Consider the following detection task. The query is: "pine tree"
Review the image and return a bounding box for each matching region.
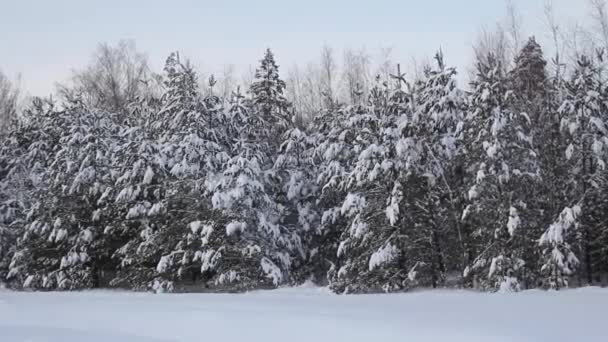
[0,99,58,282]
[462,53,539,292]
[507,38,554,286]
[211,87,300,290]
[310,100,353,284]
[542,54,608,287]
[274,120,320,282]
[153,70,229,292]
[250,49,291,149]
[401,53,465,288]
[110,100,170,290]
[7,96,120,289]
[157,52,200,133]
[508,37,550,127]
[110,53,230,292]
[539,205,581,289]
[327,77,398,293]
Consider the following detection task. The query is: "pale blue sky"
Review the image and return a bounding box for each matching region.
[0,0,589,96]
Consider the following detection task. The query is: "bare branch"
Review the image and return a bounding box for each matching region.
[505,0,523,56]
[59,39,151,114]
[0,70,21,131]
[589,0,608,50]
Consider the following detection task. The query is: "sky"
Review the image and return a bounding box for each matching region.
[0,0,591,97]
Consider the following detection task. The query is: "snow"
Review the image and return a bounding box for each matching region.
[499,276,521,293]
[506,206,520,236]
[565,143,574,160]
[156,255,170,273]
[593,139,603,156]
[369,243,397,271]
[147,202,165,217]
[143,166,154,185]
[216,270,240,285]
[0,287,606,342]
[54,229,68,243]
[386,182,402,225]
[590,116,607,135]
[540,205,581,245]
[80,228,93,243]
[225,221,246,236]
[348,220,368,239]
[197,250,217,272]
[126,203,147,219]
[468,185,479,200]
[340,193,366,217]
[199,224,213,246]
[188,221,202,234]
[261,257,283,285]
[488,255,503,278]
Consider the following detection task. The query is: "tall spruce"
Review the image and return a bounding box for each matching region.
[540,55,608,288]
[462,53,539,292]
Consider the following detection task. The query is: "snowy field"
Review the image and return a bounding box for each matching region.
[1,286,606,342]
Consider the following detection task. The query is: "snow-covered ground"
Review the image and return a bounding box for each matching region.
[1,285,606,342]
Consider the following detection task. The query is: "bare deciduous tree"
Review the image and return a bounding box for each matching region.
[286,62,323,127]
[342,47,371,105]
[375,46,395,88]
[589,0,608,50]
[241,65,256,90]
[0,70,20,132]
[505,0,523,58]
[218,64,236,101]
[319,45,337,109]
[472,25,511,71]
[543,1,567,80]
[59,40,152,114]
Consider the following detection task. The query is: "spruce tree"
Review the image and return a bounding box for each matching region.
[508,38,554,285]
[211,86,299,289]
[7,96,120,289]
[327,77,396,293]
[462,53,539,292]
[541,55,608,287]
[250,49,291,149]
[403,53,465,288]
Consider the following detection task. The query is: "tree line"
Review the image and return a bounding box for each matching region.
[0,37,607,293]
[2,0,608,292]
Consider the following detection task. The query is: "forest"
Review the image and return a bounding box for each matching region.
[1,2,608,294]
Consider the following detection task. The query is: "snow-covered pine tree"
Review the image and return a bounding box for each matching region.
[0,132,23,281]
[250,49,291,149]
[508,37,550,127]
[5,98,65,289]
[540,54,608,288]
[539,205,581,289]
[326,72,442,293]
[110,52,228,292]
[152,66,229,292]
[462,52,539,292]
[310,98,353,284]
[0,98,58,282]
[110,97,170,291]
[274,117,320,283]
[7,94,120,289]
[156,52,200,134]
[327,54,465,293]
[211,85,300,290]
[202,50,303,290]
[326,76,393,293]
[507,38,554,285]
[398,53,465,289]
